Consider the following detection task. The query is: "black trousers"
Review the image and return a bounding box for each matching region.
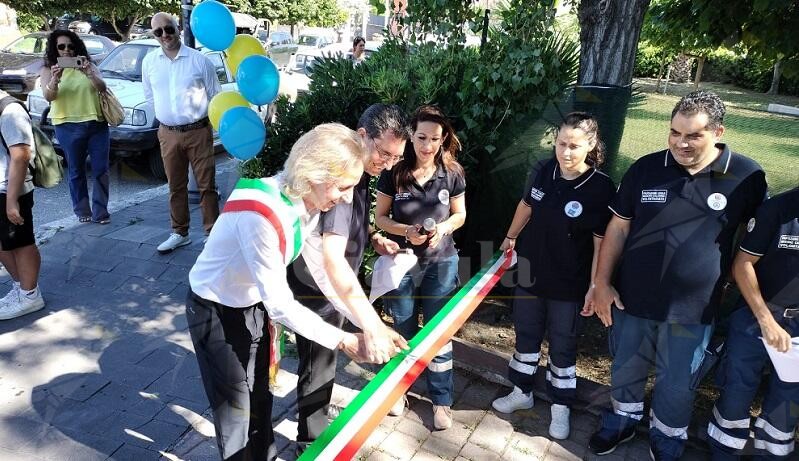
[295,305,344,451]
[186,291,276,461]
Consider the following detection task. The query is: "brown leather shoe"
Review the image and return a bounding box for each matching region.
[433,405,452,430]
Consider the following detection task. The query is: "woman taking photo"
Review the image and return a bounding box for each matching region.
[187,124,377,461]
[491,112,615,441]
[375,105,466,430]
[41,30,111,224]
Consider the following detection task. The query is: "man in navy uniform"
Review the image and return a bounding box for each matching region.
[707,187,799,460]
[588,90,768,460]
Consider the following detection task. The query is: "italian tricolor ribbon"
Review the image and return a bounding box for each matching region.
[299,250,515,461]
[223,177,304,386]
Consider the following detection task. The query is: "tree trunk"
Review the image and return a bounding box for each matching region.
[575,0,651,175]
[693,55,705,89]
[768,58,783,95]
[577,0,652,85]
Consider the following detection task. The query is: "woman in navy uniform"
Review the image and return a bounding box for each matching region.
[375,105,467,430]
[708,187,799,460]
[491,112,615,440]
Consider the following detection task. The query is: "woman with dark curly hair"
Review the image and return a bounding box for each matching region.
[375,105,467,430]
[40,30,111,224]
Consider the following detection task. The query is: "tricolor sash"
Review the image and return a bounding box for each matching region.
[223,177,304,386]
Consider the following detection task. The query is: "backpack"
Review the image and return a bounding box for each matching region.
[0,95,63,188]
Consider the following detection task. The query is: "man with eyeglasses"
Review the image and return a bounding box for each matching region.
[287,103,410,456]
[142,12,222,254]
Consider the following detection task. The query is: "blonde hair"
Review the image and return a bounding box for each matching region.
[282,123,365,199]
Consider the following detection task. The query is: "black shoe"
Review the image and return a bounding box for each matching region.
[589,425,636,455]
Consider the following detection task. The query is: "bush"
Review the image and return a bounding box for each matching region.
[702,48,799,96]
[243,0,580,266]
[635,41,671,78]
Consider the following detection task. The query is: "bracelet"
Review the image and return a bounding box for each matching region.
[369,229,380,239]
[404,225,412,243]
[506,235,517,240]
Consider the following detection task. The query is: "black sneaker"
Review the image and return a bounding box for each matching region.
[589,425,636,455]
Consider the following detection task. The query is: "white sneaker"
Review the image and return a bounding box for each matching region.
[157,233,192,254]
[0,289,44,320]
[387,395,407,416]
[549,404,570,440]
[0,283,20,305]
[492,386,534,414]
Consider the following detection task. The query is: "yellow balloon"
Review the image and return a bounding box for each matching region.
[226,34,266,77]
[209,91,249,130]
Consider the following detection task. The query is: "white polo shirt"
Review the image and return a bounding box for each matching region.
[142,43,222,127]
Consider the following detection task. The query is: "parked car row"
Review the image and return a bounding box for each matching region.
[25,39,273,180]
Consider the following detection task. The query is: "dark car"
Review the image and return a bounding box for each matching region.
[55,13,148,42]
[0,32,115,100]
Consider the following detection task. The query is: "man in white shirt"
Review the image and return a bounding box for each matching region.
[142,12,222,253]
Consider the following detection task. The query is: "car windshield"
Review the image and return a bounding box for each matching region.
[297,36,318,46]
[3,35,43,54]
[98,43,157,80]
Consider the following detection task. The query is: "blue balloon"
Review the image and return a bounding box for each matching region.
[237,55,280,105]
[190,1,235,51]
[219,106,266,161]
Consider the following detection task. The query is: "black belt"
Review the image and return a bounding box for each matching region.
[162,117,209,132]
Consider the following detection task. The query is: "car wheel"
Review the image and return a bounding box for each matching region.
[148,148,167,181]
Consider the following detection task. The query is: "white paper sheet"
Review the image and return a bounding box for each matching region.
[368,251,418,303]
[762,337,799,383]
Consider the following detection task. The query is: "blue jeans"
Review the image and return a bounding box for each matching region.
[54,121,110,221]
[383,254,459,406]
[602,309,712,459]
[709,307,799,461]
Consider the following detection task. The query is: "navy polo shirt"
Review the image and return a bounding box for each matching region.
[738,187,799,313]
[376,164,466,261]
[610,144,767,324]
[516,158,615,302]
[287,173,371,312]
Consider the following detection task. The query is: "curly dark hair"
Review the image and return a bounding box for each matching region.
[43,30,92,67]
[671,90,726,131]
[559,111,606,167]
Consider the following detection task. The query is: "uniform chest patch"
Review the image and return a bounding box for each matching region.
[564,201,583,218]
[641,190,668,203]
[394,192,412,201]
[530,187,545,201]
[438,189,450,206]
[778,235,799,250]
[707,193,727,211]
[747,218,756,233]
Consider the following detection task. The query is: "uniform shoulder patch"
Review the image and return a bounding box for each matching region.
[747,217,756,233]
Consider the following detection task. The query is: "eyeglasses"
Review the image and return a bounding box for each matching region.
[56,43,75,51]
[371,137,403,163]
[153,25,177,38]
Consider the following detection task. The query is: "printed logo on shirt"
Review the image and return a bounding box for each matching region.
[564,201,583,218]
[641,190,668,203]
[707,193,727,211]
[747,218,756,233]
[438,189,450,206]
[394,192,412,201]
[778,235,799,250]
[529,187,545,202]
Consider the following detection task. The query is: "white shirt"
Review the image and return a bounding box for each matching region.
[189,184,346,351]
[142,44,222,127]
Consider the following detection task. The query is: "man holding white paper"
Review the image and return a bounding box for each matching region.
[708,186,799,460]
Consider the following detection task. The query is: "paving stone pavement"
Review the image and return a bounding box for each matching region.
[0,164,712,461]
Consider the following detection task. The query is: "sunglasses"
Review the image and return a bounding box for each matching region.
[153,25,176,38]
[56,43,75,51]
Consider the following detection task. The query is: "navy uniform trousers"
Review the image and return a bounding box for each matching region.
[709,307,799,460]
